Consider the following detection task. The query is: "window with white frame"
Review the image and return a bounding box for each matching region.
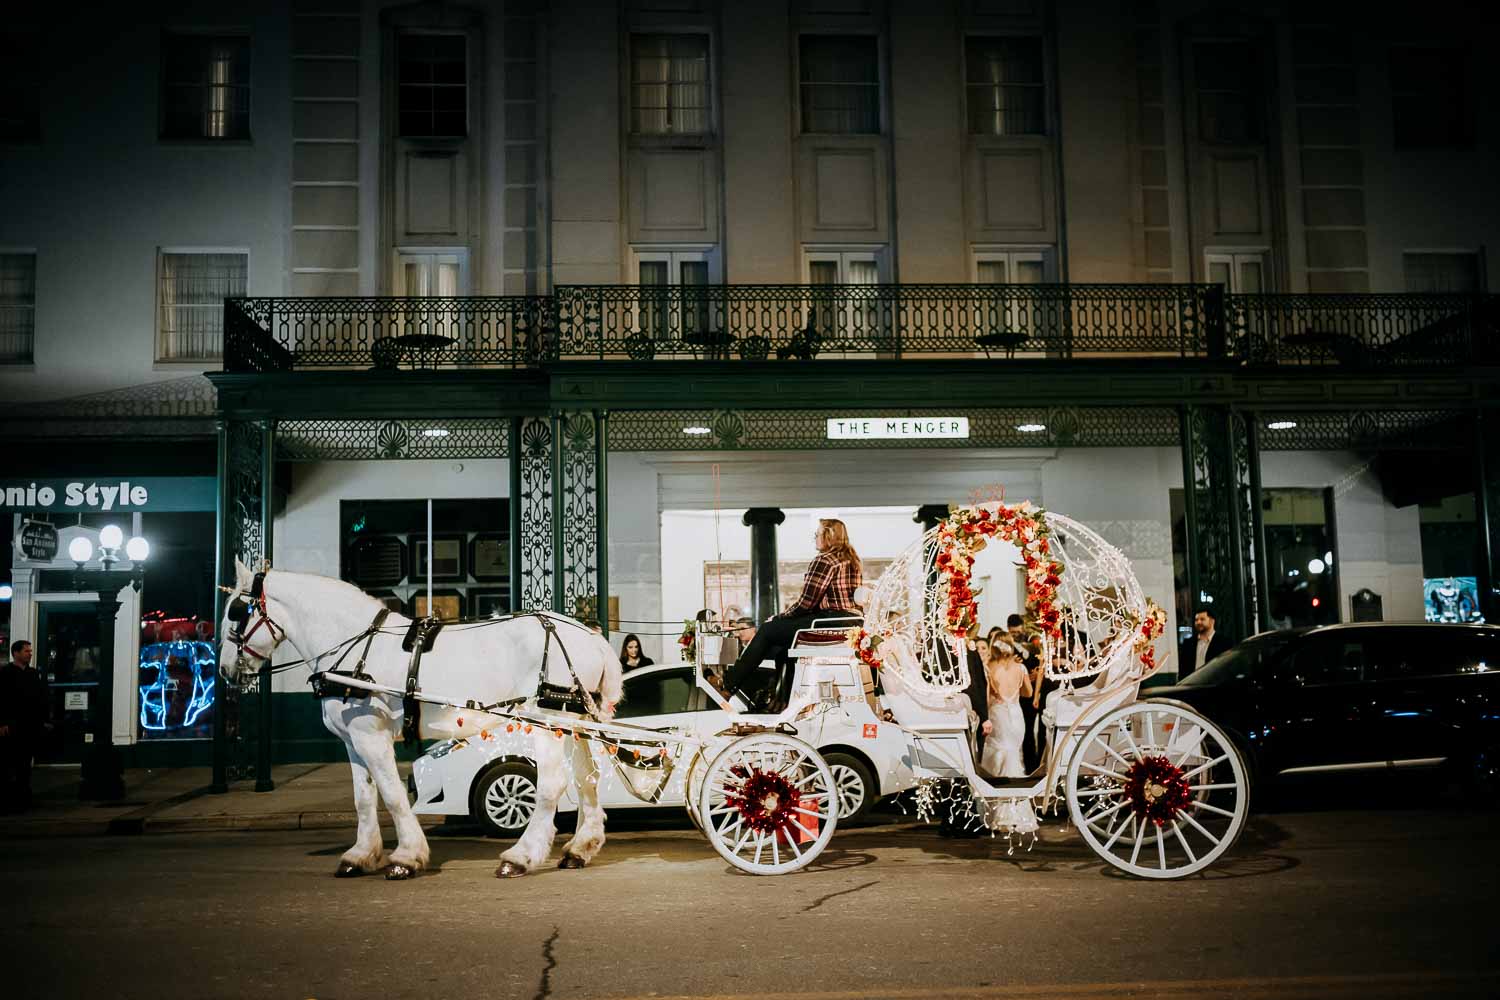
[974,248,1050,342]
[156,251,246,361]
[160,34,251,140]
[398,33,468,139]
[805,249,885,345]
[637,248,714,341]
[394,249,468,344]
[1404,252,1482,293]
[1205,250,1267,293]
[799,35,880,134]
[0,252,36,365]
[630,34,711,135]
[965,36,1046,136]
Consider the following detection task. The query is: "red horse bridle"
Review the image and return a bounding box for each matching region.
[226,571,287,675]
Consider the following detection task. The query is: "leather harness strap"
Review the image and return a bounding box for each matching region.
[309,607,392,700]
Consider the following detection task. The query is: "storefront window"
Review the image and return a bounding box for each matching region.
[137,511,218,741]
[340,498,509,620]
[1419,492,1483,623]
[1261,488,1338,629]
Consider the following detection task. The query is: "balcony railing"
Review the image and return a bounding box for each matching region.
[223,286,1497,373]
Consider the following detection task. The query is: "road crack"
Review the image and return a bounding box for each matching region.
[797,878,880,915]
[533,925,560,1000]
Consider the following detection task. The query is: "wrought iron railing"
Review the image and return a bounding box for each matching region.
[222,287,1497,371]
[1230,292,1499,367]
[551,283,1218,360]
[224,295,548,373]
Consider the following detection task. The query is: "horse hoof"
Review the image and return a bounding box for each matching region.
[335,862,366,878]
[496,860,527,878]
[558,853,586,870]
[385,863,416,881]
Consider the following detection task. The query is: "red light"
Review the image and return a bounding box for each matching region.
[1311,597,1321,607]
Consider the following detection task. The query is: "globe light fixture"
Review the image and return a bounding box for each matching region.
[68,535,95,564]
[1016,423,1047,433]
[1267,420,1297,431]
[99,523,124,550]
[126,536,151,562]
[422,427,450,438]
[683,426,712,436]
[1308,558,1326,574]
[0,584,13,601]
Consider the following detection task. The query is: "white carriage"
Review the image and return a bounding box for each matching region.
[684,502,1251,879]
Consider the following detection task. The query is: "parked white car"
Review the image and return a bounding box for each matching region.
[410,658,918,837]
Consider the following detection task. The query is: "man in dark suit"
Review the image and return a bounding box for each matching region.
[1178,608,1232,678]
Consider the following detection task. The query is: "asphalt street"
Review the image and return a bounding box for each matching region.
[5,800,1497,1000]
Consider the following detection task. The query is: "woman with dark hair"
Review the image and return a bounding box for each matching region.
[618,634,653,671]
[725,518,863,712]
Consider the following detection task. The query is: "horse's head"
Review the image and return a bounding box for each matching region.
[218,557,291,683]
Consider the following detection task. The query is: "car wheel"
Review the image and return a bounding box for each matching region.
[471,761,539,838]
[824,752,877,823]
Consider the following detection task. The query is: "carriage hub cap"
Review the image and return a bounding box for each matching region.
[1121,755,1192,827]
[726,766,803,835]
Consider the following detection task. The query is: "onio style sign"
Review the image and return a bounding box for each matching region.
[0,477,217,514]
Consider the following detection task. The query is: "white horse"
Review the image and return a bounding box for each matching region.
[217,558,623,880]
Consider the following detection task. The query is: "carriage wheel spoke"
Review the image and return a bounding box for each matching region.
[1101,811,1134,853]
[753,833,767,865]
[783,829,804,859]
[731,825,754,855]
[1079,760,1126,780]
[1170,821,1197,865]
[1156,827,1167,870]
[1098,740,1133,769]
[771,835,780,868]
[1075,785,1125,799]
[1128,819,1146,867]
[1179,753,1230,783]
[1191,800,1237,819]
[1188,783,1238,792]
[1083,796,1128,828]
[1179,808,1222,847]
[1143,711,1157,753]
[1169,729,1209,766]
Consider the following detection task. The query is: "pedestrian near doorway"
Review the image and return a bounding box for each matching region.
[0,640,49,813]
[1179,608,1231,678]
[725,518,862,712]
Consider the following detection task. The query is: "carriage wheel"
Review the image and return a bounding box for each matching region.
[682,749,709,833]
[698,733,838,875]
[1065,700,1249,879]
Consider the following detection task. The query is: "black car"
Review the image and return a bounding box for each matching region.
[1150,622,1500,797]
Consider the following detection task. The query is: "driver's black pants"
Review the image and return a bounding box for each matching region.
[724,611,822,707]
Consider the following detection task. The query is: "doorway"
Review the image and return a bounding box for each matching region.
[34,600,102,763]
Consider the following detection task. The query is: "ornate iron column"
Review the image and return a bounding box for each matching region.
[558,410,604,623]
[1475,409,1500,623]
[255,419,276,792]
[1179,406,1259,643]
[211,417,270,793]
[514,415,555,611]
[742,508,786,624]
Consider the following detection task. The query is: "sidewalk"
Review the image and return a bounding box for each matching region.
[0,762,441,838]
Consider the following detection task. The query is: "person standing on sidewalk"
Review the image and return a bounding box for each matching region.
[1,640,50,812]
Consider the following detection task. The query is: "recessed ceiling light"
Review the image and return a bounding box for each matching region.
[1015,423,1046,433]
[683,426,712,436]
[1267,420,1297,431]
[422,428,451,438]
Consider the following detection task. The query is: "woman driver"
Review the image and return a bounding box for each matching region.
[725,518,862,712]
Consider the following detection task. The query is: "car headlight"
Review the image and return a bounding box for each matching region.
[425,738,468,760]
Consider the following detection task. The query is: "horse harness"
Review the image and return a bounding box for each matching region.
[227,572,286,671]
[309,610,604,745]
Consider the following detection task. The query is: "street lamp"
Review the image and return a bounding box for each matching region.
[70,525,149,802]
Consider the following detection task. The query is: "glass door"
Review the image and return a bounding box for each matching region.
[35,601,102,763]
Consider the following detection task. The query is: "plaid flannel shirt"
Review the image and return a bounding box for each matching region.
[784,553,862,615]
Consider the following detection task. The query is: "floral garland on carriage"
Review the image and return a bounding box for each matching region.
[847,501,1166,676]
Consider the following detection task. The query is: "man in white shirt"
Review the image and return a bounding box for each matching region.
[1178,608,1231,677]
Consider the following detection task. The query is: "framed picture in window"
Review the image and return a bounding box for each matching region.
[347,536,407,588]
[412,590,464,622]
[469,588,509,619]
[470,533,509,581]
[413,534,465,582]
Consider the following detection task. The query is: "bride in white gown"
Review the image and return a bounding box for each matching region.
[978,640,1039,835]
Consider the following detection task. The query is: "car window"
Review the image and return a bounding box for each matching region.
[1177,632,1298,687]
[1283,635,1367,686]
[1368,629,1500,680]
[615,670,696,719]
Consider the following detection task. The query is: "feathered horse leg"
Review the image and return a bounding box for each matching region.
[334,738,385,877]
[349,718,430,880]
[558,735,607,868]
[496,728,567,877]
